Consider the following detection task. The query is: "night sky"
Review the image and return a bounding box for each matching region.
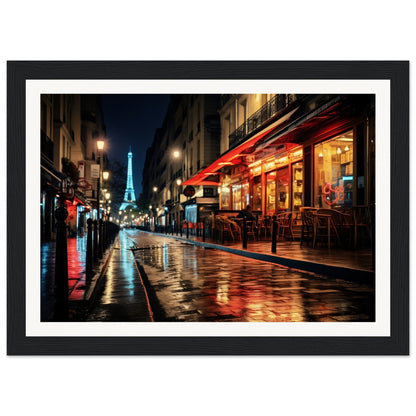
[101,94,171,196]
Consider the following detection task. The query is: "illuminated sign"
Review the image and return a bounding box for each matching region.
[183,185,196,197]
[323,182,344,205]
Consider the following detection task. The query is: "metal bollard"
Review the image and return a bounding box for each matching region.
[54,195,68,320]
[271,215,277,253]
[93,219,98,262]
[186,221,189,239]
[86,218,93,276]
[242,216,247,249]
[99,219,103,259]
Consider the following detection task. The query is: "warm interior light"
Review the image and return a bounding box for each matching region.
[337,147,342,154]
[344,145,349,151]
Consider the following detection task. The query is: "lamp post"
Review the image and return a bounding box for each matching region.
[152,187,158,230]
[105,192,111,220]
[172,149,181,232]
[96,140,105,220]
[102,171,109,220]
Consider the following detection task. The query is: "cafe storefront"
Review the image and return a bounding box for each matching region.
[183,94,375,218]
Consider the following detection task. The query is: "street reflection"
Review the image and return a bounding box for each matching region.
[101,231,139,302]
[128,231,374,322]
[67,237,85,293]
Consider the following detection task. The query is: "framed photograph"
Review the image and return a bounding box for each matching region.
[7,61,409,355]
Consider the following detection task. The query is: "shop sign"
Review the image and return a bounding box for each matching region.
[289,148,303,161]
[264,160,276,171]
[183,185,196,197]
[78,178,92,190]
[78,161,85,178]
[90,164,100,179]
[61,178,75,200]
[275,155,288,167]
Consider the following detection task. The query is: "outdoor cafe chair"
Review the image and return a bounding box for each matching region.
[276,212,293,241]
[352,205,372,248]
[258,216,272,239]
[300,207,317,246]
[312,209,342,248]
[215,216,236,242]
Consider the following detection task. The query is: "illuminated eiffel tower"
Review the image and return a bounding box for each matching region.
[119,146,138,211]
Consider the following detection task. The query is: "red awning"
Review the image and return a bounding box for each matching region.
[182,96,344,187]
[182,111,298,186]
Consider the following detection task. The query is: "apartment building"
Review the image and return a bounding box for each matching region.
[142,94,221,230]
[40,94,106,241]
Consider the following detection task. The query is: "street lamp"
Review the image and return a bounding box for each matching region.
[96,140,105,219]
[97,140,105,151]
[103,171,109,181]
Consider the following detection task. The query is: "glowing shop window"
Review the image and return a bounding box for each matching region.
[232,184,242,211]
[220,186,230,209]
[314,130,354,208]
[276,166,289,212]
[241,182,249,209]
[266,171,276,214]
[252,176,262,212]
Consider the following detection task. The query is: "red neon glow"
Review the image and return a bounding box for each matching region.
[182,123,279,186]
[323,182,344,206]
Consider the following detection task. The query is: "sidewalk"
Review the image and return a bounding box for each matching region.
[42,235,90,320]
[135,229,374,283]
[41,232,153,321]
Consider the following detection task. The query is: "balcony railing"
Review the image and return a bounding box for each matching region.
[228,94,296,149]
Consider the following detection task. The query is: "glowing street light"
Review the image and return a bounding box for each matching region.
[97,140,105,151]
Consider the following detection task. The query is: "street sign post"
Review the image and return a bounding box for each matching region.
[183,185,195,197]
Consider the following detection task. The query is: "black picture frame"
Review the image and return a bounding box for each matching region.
[7,61,409,355]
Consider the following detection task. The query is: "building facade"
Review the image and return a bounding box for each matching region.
[142,94,221,231]
[183,93,375,217]
[40,94,107,241]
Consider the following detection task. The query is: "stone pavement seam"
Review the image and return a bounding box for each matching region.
[131,250,155,322]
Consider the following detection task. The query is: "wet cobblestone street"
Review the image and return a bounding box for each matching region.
[126,230,375,322]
